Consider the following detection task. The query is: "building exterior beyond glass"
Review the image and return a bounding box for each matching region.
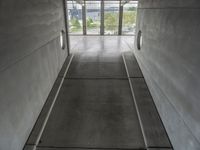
[67,0,138,35]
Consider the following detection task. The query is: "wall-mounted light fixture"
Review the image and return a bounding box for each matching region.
[137,30,142,50]
[60,30,65,50]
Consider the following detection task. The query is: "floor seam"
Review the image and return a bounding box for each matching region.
[122,53,148,148]
[37,145,146,150]
[29,55,74,150]
[65,77,128,80]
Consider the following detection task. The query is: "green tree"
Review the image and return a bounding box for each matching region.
[104,12,118,31]
[87,18,94,28]
[128,7,137,11]
[71,18,81,29]
[123,11,136,27]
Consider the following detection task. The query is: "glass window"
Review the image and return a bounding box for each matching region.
[66,0,138,36]
[86,1,101,35]
[67,1,83,35]
[104,1,119,35]
[122,1,138,35]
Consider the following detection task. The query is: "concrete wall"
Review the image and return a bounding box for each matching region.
[134,0,200,149]
[0,0,68,150]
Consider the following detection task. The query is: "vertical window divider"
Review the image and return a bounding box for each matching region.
[118,0,123,35]
[82,0,87,35]
[100,0,104,35]
[63,0,70,54]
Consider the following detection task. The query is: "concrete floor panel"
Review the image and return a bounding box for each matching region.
[67,55,127,78]
[37,148,146,150]
[25,36,172,150]
[39,79,145,149]
[70,36,134,53]
[147,149,172,150]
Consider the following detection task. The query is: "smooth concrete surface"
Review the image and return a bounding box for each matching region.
[0,1,68,150]
[39,79,145,148]
[130,78,170,148]
[69,36,135,54]
[25,37,172,150]
[25,77,62,145]
[147,149,172,150]
[123,52,143,78]
[36,148,172,150]
[23,145,35,150]
[38,40,144,148]
[36,147,145,150]
[0,1,66,71]
[123,52,171,148]
[58,55,74,78]
[138,0,200,8]
[26,56,73,145]
[135,0,200,149]
[67,36,135,79]
[67,55,127,78]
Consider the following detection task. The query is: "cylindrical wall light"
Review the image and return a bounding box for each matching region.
[137,30,143,50]
[60,30,65,50]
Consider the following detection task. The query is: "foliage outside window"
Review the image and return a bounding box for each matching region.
[86,1,100,34]
[104,1,119,35]
[122,2,137,35]
[67,0,137,35]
